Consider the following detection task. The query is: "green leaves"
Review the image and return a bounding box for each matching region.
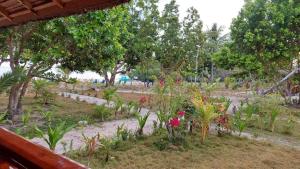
[35,122,74,150]
[0,67,26,93]
[135,111,150,136]
[230,0,299,75]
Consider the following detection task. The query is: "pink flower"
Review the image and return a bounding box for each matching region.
[178,111,185,117]
[170,117,180,128]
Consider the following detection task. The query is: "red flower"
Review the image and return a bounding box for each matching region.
[159,79,164,87]
[139,96,147,105]
[169,117,180,128]
[178,111,185,117]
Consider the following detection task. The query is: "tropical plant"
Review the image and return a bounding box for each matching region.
[135,112,150,136]
[35,122,74,150]
[232,111,247,136]
[202,82,217,97]
[156,111,171,129]
[113,96,124,117]
[243,103,259,122]
[116,124,130,141]
[21,111,31,126]
[40,90,55,105]
[41,111,53,123]
[224,77,231,89]
[268,109,279,132]
[82,133,100,158]
[102,87,117,106]
[32,79,50,98]
[192,95,218,143]
[126,101,138,115]
[93,105,112,121]
[282,113,296,135]
[0,67,25,94]
[99,138,113,162]
[0,112,7,123]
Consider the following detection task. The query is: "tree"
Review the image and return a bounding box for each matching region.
[129,0,160,85]
[157,0,183,73]
[0,21,72,119]
[182,7,205,80]
[230,0,299,77]
[64,5,133,87]
[203,23,226,81]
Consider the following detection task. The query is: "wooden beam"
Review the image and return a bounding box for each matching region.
[0,127,87,169]
[0,5,13,22]
[52,0,64,8]
[16,0,38,16]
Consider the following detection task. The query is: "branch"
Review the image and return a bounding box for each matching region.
[262,68,300,95]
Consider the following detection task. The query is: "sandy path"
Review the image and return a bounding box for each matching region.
[31,92,157,154]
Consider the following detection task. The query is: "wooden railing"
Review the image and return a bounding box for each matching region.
[0,127,87,169]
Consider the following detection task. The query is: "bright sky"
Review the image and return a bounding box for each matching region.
[158,0,245,33]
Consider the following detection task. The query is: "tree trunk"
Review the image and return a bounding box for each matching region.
[104,71,117,87]
[7,85,22,120]
[109,73,116,86]
[262,68,300,95]
[7,78,31,120]
[104,72,110,87]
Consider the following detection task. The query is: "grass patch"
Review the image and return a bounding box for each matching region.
[67,132,300,169]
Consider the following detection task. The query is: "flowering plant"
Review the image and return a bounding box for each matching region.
[169,117,180,128]
[139,96,147,106]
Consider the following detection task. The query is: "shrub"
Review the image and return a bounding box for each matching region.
[82,133,100,158]
[32,79,50,98]
[116,124,130,141]
[0,112,7,123]
[126,101,138,115]
[232,110,247,136]
[40,90,55,105]
[113,96,124,117]
[268,109,279,132]
[192,95,218,143]
[35,121,74,150]
[224,77,231,89]
[153,137,169,151]
[93,105,112,121]
[103,87,117,106]
[282,113,296,135]
[135,112,150,136]
[21,110,31,126]
[41,111,53,123]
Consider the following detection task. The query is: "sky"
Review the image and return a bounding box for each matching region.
[158,0,245,33]
[0,0,245,79]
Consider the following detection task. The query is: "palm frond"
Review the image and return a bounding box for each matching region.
[0,67,25,93]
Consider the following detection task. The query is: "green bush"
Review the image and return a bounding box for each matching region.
[153,137,169,151]
[116,124,130,141]
[281,113,296,135]
[32,79,51,98]
[103,87,117,105]
[224,77,231,89]
[93,105,112,121]
[40,90,55,105]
